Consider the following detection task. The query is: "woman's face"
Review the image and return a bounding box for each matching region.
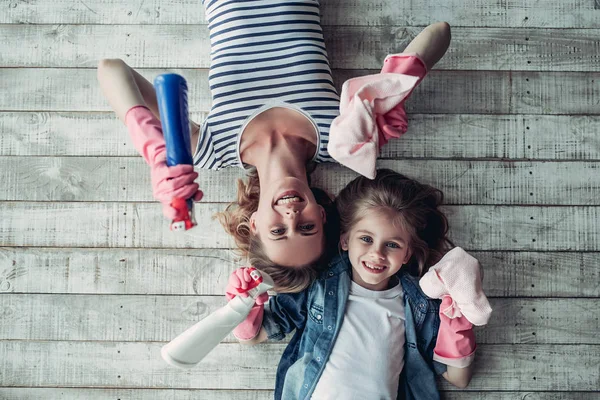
[250,177,326,267]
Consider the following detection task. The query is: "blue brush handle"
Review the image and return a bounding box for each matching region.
[154,74,193,167]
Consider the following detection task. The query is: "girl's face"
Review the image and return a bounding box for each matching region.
[250,177,326,267]
[341,209,412,291]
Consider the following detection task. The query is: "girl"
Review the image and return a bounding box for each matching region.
[226,169,491,399]
[97,0,451,291]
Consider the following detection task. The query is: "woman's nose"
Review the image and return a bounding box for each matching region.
[285,208,299,218]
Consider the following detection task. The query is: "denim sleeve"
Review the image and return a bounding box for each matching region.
[433,360,447,376]
[262,290,309,341]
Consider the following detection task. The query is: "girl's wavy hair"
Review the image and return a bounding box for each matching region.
[335,168,453,277]
[214,168,339,293]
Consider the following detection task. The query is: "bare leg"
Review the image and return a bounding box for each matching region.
[403,22,451,71]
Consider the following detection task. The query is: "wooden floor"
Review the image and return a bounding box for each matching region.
[1,1,599,399]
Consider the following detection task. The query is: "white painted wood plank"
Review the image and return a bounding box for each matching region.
[6,68,599,115]
[0,111,207,157]
[3,157,600,205]
[1,295,596,344]
[512,72,600,115]
[1,203,599,251]
[0,388,274,400]
[1,341,598,391]
[0,248,237,295]
[4,113,600,161]
[3,0,599,28]
[3,25,600,72]
[2,248,597,297]
[0,68,510,114]
[1,389,597,400]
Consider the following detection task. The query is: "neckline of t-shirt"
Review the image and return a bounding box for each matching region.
[349,277,403,299]
[236,101,321,170]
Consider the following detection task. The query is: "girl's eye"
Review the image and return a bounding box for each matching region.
[386,242,400,249]
[359,236,373,243]
[270,228,285,235]
[299,224,315,231]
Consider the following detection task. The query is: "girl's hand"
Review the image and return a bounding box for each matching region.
[419,247,492,326]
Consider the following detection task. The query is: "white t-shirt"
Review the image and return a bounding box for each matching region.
[311,279,406,400]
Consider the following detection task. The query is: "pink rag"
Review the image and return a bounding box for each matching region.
[419,247,493,326]
[328,53,427,179]
[125,106,203,220]
[225,267,269,341]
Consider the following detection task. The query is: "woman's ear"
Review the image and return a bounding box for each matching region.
[340,233,349,251]
[319,205,326,223]
[250,212,258,234]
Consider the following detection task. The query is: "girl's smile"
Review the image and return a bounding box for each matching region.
[342,209,413,291]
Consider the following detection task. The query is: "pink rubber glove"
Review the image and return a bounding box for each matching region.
[125,106,203,220]
[433,295,477,368]
[420,247,492,326]
[377,53,428,147]
[225,267,269,341]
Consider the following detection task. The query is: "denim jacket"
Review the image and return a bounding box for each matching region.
[262,252,447,400]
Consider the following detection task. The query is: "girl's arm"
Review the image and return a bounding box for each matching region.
[97,58,200,153]
[443,364,474,389]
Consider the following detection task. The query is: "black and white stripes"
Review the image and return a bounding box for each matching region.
[193,0,340,170]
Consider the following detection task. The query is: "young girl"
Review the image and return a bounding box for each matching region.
[97,0,451,291]
[226,169,491,399]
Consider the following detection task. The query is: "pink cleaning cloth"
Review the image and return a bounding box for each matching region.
[420,247,493,326]
[328,54,427,179]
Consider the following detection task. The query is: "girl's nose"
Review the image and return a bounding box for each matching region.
[369,248,385,260]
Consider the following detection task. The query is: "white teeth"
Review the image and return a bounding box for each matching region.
[365,262,385,270]
[276,196,302,205]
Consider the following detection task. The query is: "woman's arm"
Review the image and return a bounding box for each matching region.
[443,364,474,389]
[97,58,200,152]
[238,327,269,345]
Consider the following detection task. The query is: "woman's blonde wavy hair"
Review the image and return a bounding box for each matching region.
[335,169,453,277]
[214,169,339,293]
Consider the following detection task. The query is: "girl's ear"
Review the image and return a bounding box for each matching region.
[340,233,349,251]
[403,248,413,265]
[250,212,258,234]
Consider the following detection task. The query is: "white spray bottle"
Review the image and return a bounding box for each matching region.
[161,268,274,369]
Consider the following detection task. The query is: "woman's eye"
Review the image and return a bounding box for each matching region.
[386,242,400,249]
[359,236,373,243]
[299,224,315,231]
[270,228,285,235]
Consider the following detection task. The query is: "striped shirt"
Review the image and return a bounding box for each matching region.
[193,0,340,170]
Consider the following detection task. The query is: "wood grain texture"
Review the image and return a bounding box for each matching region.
[2,203,599,251]
[5,68,600,115]
[1,295,597,344]
[0,388,274,400]
[3,113,600,160]
[2,157,599,205]
[1,341,598,391]
[2,248,597,297]
[2,25,600,71]
[3,0,600,28]
[1,389,598,400]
